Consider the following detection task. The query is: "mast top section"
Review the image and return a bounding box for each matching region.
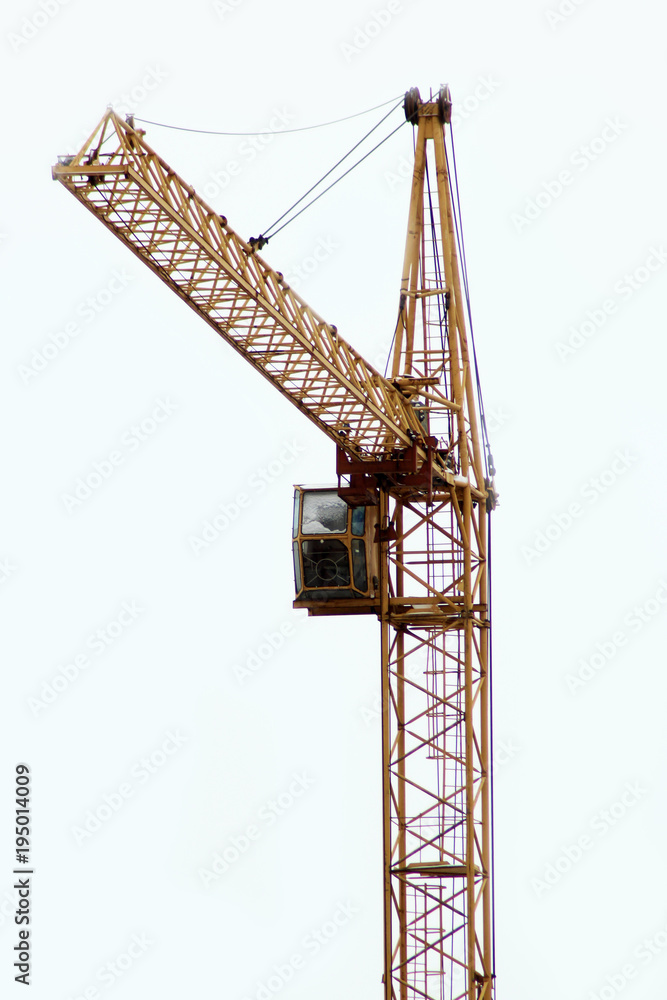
[403,86,452,126]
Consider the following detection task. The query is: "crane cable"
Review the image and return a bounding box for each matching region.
[446,118,498,992]
[263,121,406,240]
[487,513,497,995]
[445,127,496,483]
[259,101,406,242]
[423,155,449,364]
[133,93,404,136]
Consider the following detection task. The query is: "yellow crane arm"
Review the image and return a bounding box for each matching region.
[52,110,425,460]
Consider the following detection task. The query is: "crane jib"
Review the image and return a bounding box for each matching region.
[51,111,456,488]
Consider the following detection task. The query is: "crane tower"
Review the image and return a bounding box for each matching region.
[53,86,497,1000]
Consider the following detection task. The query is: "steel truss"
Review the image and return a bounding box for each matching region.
[380,93,494,1000]
[379,491,491,1000]
[52,89,496,1000]
[51,111,429,462]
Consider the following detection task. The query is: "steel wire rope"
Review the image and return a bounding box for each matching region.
[422,162,461,1000]
[457,629,466,998]
[424,152,452,445]
[383,313,402,380]
[262,99,402,239]
[424,155,448,347]
[487,513,497,996]
[262,114,407,241]
[444,129,494,481]
[445,122,497,998]
[457,640,465,954]
[446,123,497,995]
[133,94,404,135]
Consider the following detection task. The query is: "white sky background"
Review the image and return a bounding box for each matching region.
[2,1,666,998]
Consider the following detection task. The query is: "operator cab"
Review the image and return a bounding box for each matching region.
[292,487,379,615]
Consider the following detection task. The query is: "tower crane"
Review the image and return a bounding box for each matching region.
[53,86,497,1000]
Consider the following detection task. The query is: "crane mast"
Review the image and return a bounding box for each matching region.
[377,88,495,1000]
[53,88,496,1000]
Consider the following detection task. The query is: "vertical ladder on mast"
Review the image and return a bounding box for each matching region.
[380,86,494,1000]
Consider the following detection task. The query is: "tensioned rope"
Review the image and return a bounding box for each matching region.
[261,114,406,242]
[135,96,406,246]
[445,119,498,998]
[260,99,404,241]
[445,127,495,483]
[134,93,404,136]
